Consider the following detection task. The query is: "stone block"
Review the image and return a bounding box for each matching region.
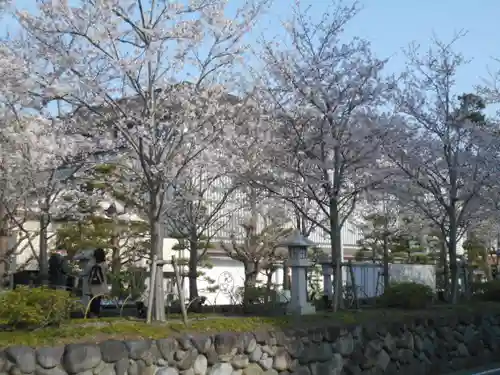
[0,308,499,375]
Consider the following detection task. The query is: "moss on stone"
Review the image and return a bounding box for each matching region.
[0,302,499,348]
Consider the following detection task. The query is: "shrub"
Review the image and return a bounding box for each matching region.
[0,286,76,328]
[472,280,500,301]
[236,286,282,305]
[378,282,434,309]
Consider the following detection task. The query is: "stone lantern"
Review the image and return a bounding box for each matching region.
[319,254,334,301]
[280,230,316,315]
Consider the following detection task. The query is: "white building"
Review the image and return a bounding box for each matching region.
[5,209,363,305]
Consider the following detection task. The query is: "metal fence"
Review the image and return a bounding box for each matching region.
[345,262,385,299]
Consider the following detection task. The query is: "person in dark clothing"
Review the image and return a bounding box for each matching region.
[48,249,70,290]
[84,248,108,318]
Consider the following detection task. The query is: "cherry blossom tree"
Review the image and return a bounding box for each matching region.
[0,35,86,282]
[0,18,102,282]
[0,131,21,283]
[15,0,269,321]
[1,115,95,284]
[0,36,39,278]
[253,0,394,310]
[385,36,500,303]
[220,186,291,306]
[474,45,500,252]
[165,157,240,302]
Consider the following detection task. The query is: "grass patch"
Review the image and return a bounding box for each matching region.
[1,302,499,348]
[0,316,297,348]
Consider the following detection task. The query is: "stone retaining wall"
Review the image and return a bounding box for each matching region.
[1,312,500,375]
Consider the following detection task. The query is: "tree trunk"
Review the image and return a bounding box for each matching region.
[188,236,199,302]
[38,213,49,286]
[381,199,390,289]
[448,209,459,304]
[439,237,449,297]
[148,198,165,322]
[447,153,460,304]
[0,202,8,288]
[448,248,458,304]
[449,254,458,303]
[483,247,492,281]
[329,197,343,312]
[243,262,258,306]
[382,232,390,290]
[282,265,290,289]
[265,270,273,303]
[244,187,259,306]
[111,231,121,297]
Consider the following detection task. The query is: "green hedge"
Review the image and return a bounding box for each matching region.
[0,286,76,328]
[472,280,500,301]
[378,282,434,309]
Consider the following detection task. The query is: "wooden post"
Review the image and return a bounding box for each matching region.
[146,256,157,324]
[348,261,359,309]
[172,256,188,326]
[154,262,162,321]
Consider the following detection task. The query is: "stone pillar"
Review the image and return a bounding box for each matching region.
[280,231,316,315]
[273,263,284,289]
[322,263,334,300]
[282,264,290,290]
[290,264,309,310]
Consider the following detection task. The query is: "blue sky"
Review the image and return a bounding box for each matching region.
[257,0,498,95]
[10,0,500,110]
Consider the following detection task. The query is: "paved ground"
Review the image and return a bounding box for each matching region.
[471,370,500,375]
[467,370,500,375]
[447,365,500,375]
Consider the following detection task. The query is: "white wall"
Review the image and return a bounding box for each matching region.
[163,247,285,306]
[9,219,58,270]
[348,263,437,298]
[202,257,286,305]
[197,256,245,305]
[390,264,436,291]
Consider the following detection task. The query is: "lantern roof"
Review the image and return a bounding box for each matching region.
[280,230,316,248]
